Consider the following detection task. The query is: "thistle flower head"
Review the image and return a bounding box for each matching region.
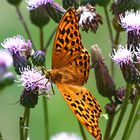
[26,0,54,10]
[110,45,134,66]
[1,35,32,56]
[0,49,13,68]
[17,67,51,92]
[119,9,140,34]
[77,4,102,32]
[50,132,82,140]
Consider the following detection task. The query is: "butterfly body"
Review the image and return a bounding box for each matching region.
[46,7,102,140]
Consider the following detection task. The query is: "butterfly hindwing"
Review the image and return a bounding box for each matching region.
[52,7,84,69]
[56,82,102,140]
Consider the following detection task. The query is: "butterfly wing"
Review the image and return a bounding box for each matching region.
[52,7,84,69]
[56,82,102,140]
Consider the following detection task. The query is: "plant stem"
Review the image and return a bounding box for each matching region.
[78,120,87,140]
[127,102,140,138]
[42,96,49,140]
[15,6,36,50]
[24,108,30,140]
[110,83,132,140]
[19,107,30,140]
[104,112,115,140]
[44,27,56,53]
[40,27,44,51]
[122,91,140,140]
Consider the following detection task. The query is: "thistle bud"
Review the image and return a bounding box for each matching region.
[62,0,80,9]
[96,0,110,7]
[20,89,38,108]
[45,2,65,23]
[7,0,22,6]
[12,52,32,75]
[90,45,116,99]
[29,7,50,28]
[105,102,116,114]
[32,50,45,66]
[80,0,96,6]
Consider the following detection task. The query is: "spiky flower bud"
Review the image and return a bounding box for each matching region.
[7,0,22,6]
[90,45,116,99]
[20,89,39,108]
[62,0,80,9]
[77,4,102,33]
[45,2,65,23]
[111,0,140,16]
[32,50,45,66]
[96,0,110,7]
[29,7,50,28]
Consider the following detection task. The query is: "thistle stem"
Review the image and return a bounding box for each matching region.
[110,83,132,140]
[15,6,36,50]
[42,96,49,140]
[122,92,140,140]
[127,102,140,138]
[78,120,87,140]
[103,112,115,140]
[44,27,56,53]
[40,27,44,51]
[19,107,30,140]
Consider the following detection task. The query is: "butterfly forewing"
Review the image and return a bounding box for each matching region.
[56,83,102,140]
[52,7,84,69]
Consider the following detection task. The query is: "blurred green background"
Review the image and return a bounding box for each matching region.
[0,0,139,140]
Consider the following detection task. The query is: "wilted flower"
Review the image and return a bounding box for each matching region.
[77,4,102,32]
[110,45,134,66]
[119,10,140,34]
[105,103,116,114]
[50,132,82,140]
[1,35,32,58]
[17,67,51,92]
[26,0,53,10]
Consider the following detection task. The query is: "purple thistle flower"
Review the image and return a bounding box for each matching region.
[26,0,54,10]
[0,49,13,68]
[119,9,140,34]
[17,67,51,92]
[50,132,82,140]
[1,35,32,55]
[110,45,134,66]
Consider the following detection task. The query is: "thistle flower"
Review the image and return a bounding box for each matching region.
[77,4,102,32]
[50,132,82,140]
[17,67,51,92]
[111,45,140,84]
[119,10,140,34]
[26,0,53,10]
[110,45,134,67]
[1,35,32,58]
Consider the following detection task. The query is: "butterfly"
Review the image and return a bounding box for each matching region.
[46,7,102,140]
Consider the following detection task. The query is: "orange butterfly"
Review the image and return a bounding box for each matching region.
[46,7,102,140]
